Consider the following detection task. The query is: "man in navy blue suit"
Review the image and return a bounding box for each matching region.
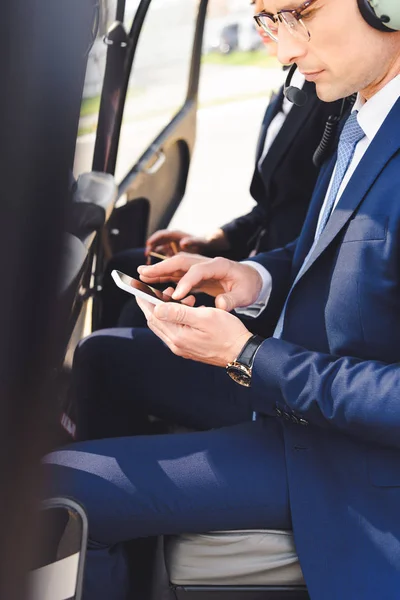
[44,1,400,599]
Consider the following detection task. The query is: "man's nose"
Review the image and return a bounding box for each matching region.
[276,23,307,66]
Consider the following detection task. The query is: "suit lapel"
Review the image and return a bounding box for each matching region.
[293,152,337,271]
[255,88,284,161]
[295,97,400,283]
[260,82,318,178]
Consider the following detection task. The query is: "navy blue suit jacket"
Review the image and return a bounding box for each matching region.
[249,97,400,599]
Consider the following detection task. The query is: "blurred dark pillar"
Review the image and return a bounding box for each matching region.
[0,0,95,597]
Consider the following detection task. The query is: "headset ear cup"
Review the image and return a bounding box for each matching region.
[375,0,400,31]
[357,0,398,32]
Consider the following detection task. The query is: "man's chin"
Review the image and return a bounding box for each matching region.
[314,82,344,103]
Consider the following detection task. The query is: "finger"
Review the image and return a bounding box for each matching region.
[180,236,202,251]
[153,244,174,257]
[179,236,193,247]
[162,287,195,307]
[162,287,175,297]
[215,293,237,312]
[215,280,262,311]
[146,229,170,248]
[138,254,181,276]
[138,254,198,283]
[153,302,209,329]
[172,257,230,300]
[146,230,187,251]
[181,295,196,307]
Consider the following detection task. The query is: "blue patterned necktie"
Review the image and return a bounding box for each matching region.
[313,111,365,242]
[272,111,365,341]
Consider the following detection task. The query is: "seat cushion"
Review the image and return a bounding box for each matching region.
[165,530,304,586]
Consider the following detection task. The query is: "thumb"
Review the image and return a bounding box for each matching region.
[215,292,242,312]
[154,302,192,325]
[154,302,205,329]
[180,236,198,250]
[215,290,250,312]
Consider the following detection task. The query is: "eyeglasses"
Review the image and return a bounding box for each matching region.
[254,0,317,43]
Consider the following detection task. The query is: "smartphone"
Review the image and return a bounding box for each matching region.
[111,270,182,305]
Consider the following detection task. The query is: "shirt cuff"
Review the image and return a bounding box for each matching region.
[235,261,273,318]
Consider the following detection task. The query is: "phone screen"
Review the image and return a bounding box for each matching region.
[118,272,181,303]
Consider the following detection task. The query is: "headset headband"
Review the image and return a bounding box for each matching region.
[358,0,400,32]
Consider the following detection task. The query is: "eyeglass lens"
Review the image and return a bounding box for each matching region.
[255,12,309,42]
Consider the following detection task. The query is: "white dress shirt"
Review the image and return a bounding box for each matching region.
[239,73,400,318]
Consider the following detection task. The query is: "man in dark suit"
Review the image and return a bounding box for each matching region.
[100,74,340,326]
[43,2,400,600]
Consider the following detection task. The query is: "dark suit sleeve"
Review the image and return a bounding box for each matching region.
[252,338,400,450]
[221,204,267,260]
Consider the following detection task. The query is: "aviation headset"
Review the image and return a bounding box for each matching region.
[357,0,400,33]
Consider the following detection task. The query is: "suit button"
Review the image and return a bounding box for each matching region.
[299,418,309,426]
[291,415,300,424]
[275,407,283,418]
[283,411,291,421]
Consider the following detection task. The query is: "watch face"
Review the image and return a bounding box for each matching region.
[226,364,251,387]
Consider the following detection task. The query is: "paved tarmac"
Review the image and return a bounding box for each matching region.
[170,95,271,235]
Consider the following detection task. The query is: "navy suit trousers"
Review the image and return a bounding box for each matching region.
[43,328,291,600]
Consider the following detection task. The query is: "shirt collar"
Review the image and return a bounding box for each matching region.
[353,74,400,142]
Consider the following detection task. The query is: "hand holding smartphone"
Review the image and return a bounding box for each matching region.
[111,270,183,305]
